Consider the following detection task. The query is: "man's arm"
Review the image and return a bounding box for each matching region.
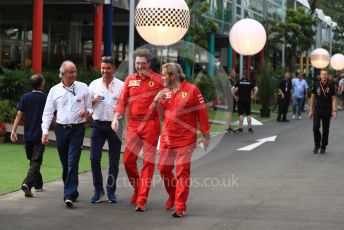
[252,86,258,100]
[308,94,315,119]
[112,79,130,131]
[332,95,337,119]
[10,111,23,142]
[193,86,211,150]
[278,89,285,98]
[41,91,55,144]
[233,87,239,101]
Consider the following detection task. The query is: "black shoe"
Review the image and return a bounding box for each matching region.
[313,147,319,154]
[65,199,73,208]
[135,205,145,212]
[65,198,73,208]
[237,128,243,132]
[248,128,254,133]
[21,184,33,197]
[320,148,326,154]
[225,128,237,133]
[172,210,185,218]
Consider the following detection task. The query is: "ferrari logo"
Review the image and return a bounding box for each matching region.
[182,92,188,98]
[149,81,155,87]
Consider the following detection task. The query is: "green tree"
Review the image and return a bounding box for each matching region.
[263,9,317,72]
[185,0,219,49]
[312,0,344,54]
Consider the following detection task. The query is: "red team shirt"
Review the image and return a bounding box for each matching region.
[159,81,210,148]
[115,69,163,120]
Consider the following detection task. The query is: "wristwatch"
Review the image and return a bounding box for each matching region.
[203,133,210,140]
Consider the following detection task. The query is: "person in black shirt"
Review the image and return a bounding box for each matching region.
[277,72,292,122]
[308,70,337,154]
[10,74,47,197]
[234,71,258,133]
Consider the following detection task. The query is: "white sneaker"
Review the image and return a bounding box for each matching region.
[292,115,296,119]
[298,116,302,120]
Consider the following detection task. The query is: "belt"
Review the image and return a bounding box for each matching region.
[57,123,84,129]
[94,120,112,124]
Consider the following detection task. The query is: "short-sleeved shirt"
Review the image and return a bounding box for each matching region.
[235,78,255,102]
[292,78,308,98]
[89,77,124,121]
[18,90,47,142]
[311,81,335,111]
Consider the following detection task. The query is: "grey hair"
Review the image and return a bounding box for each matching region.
[59,60,75,78]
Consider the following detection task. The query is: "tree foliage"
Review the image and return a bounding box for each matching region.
[315,0,344,54]
[263,8,317,71]
[185,0,219,49]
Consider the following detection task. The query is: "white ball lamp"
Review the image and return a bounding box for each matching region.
[330,53,344,70]
[310,48,330,69]
[229,18,267,56]
[135,0,190,46]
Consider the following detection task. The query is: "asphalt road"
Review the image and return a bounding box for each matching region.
[1,111,344,230]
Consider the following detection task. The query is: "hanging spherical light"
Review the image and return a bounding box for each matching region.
[310,48,330,69]
[135,0,190,46]
[330,53,344,70]
[229,18,267,56]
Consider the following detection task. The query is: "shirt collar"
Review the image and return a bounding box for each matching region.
[102,75,116,85]
[61,81,75,90]
[32,90,44,93]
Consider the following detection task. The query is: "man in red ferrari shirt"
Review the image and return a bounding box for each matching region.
[111,49,163,212]
[152,62,211,218]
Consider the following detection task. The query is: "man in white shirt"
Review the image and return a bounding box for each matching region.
[41,60,92,208]
[88,56,124,203]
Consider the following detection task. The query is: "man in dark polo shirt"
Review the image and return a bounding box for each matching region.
[234,71,258,132]
[10,74,47,197]
[308,70,337,154]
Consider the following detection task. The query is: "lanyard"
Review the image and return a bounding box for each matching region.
[63,86,76,96]
[319,82,327,99]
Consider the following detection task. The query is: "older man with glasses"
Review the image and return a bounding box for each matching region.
[112,48,163,212]
[88,56,124,203]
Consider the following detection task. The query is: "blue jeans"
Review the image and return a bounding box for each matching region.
[90,120,122,194]
[55,123,85,201]
[292,97,303,116]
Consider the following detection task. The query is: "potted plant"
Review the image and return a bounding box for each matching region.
[0,123,6,144]
[256,60,279,117]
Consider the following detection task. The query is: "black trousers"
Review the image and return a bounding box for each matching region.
[277,97,290,121]
[23,141,45,189]
[90,120,122,194]
[313,109,332,149]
